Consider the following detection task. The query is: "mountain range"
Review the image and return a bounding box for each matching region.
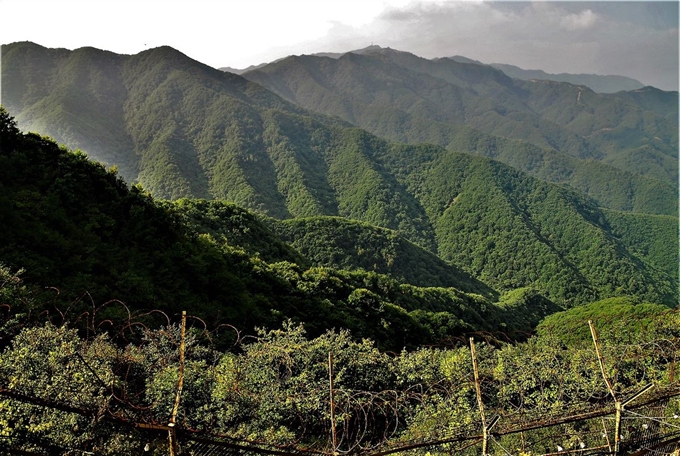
[447,55,646,93]
[225,49,647,94]
[244,46,677,209]
[0,110,564,349]
[1,41,677,329]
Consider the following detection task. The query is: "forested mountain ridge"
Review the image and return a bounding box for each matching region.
[269,215,496,298]
[363,140,677,306]
[1,41,347,206]
[487,62,646,93]
[410,53,646,94]
[249,46,677,171]
[1,43,677,310]
[245,47,678,214]
[3,42,676,218]
[1,109,565,348]
[0,37,678,455]
[225,48,647,94]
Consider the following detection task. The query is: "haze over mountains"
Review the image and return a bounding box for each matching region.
[224,48,648,94]
[487,63,646,94]
[244,47,677,208]
[445,55,646,94]
[1,41,677,326]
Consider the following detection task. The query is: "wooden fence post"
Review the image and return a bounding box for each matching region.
[470,337,489,456]
[168,311,186,456]
[329,352,338,455]
[588,320,620,453]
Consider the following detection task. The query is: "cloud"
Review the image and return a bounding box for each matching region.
[243,1,677,91]
[306,1,677,91]
[560,9,598,31]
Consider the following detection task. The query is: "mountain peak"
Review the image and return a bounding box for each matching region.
[349,45,411,58]
[444,55,484,65]
[136,45,188,59]
[354,44,384,52]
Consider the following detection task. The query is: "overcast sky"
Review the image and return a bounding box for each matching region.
[1,0,677,90]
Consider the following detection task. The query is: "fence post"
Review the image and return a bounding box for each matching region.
[601,417,613,454]
[329,352,338,455]
[470,337,488,456]
[168,311,187,456]
[588,321,656,454]
[588,320,620,453]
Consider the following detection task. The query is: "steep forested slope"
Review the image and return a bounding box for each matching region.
[245,47,678,214]
[364,140,677,306]
[5,43,676,219]
[3,42,676,217]
[269,216,497,298]
[1,42,342,206]
[0,41,678,456]
[169,198,307,265]
[1,109,563,348]
[602,209,679,283]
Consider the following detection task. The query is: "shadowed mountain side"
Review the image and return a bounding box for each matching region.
[269,216,497,299]
[1,42,347,211]
[3,42,675,217]
[2,44,676,309]
[167,199,308,266]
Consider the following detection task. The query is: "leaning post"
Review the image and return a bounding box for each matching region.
[470,337,489,456]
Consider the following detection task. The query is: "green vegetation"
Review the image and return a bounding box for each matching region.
[602,209,679,283]
[4,42,676,218]
[0,104,677,454]
[0,268,677,453]
[1,43,677,331]
[536,296,674,346]
[1,41,678,456]
[169,198,306,265]
[0,108,559,350]
[1,101,676,314]
[270,215,496,298]
[245,47,678,213]
[444,126,677,216]
[370,143,677,306]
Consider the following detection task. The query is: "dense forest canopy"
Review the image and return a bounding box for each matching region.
[245,47,678,209]
[1,108,570,350]
[0,39,678,454]
[0,33,680,456]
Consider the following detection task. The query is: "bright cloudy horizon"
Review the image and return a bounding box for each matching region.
[1,0,678,91]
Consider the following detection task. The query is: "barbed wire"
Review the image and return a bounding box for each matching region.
[1,297,679,455]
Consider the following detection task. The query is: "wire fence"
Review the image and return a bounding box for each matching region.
[0,296,678,455]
